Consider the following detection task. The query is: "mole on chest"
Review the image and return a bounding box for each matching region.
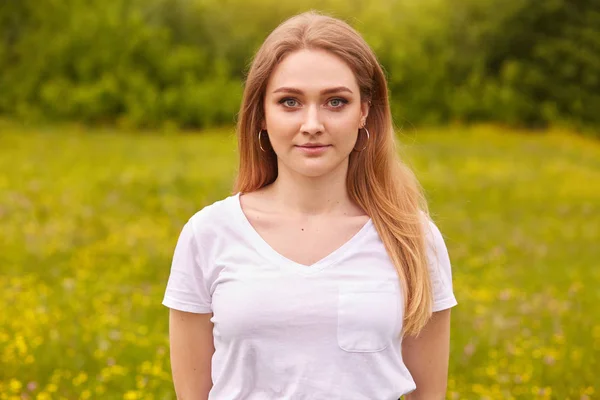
[260,226,358,266]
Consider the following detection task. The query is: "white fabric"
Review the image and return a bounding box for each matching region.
[163,193,458,399]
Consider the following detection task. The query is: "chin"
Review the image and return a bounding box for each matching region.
[289,159,341,178]
[297,168,331,178]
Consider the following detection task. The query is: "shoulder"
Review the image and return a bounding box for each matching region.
[419,212,458,310]
[185,193,238,240]
[422,213,444,245]
[419,211,450,260]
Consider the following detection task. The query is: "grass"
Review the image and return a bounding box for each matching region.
[0,121,599,399]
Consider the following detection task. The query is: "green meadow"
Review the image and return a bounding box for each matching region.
[0,122,598,399]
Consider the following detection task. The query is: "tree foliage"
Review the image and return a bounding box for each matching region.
[0,0,598,131]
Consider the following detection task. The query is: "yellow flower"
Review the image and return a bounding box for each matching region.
[95,384,106,395]
[583,386,595,395]
[73,372,88,386]
[14,335,27,355]
[124,391,140,400]
[140,361,152,374]
[9,379,21,393]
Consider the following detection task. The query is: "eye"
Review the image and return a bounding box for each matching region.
[328,98,349,108]
[279,98,300,108]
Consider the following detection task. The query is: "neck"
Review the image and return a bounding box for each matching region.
[269,160,353,216]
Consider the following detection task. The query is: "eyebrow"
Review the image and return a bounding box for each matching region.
[272,86,354,95]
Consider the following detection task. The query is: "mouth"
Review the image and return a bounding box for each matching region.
[295,144,331,148]
[294,144,332,155]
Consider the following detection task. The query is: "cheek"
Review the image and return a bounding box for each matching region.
[265,106,300,131]
[325,107,362,134]
[329,118,360,145]
[337,132,360,154]
[263,119,295,152]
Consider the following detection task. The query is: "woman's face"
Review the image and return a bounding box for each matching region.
[263,48,369,178]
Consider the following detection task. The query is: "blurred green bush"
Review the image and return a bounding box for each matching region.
[0,0,598,132]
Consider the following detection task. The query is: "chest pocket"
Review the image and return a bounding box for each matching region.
[337,281,401,352]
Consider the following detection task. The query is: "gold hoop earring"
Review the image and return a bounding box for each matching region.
[258,129,267,153]
[354,127,370,152]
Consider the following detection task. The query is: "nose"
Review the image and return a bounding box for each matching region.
[300,104,324,135]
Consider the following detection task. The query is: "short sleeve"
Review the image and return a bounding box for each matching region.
[162,221,213,313]
[424,218,458,312]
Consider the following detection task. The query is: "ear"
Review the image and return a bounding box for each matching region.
[360,100,371,126]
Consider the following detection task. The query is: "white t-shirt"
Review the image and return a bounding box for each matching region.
[162,193,458,399]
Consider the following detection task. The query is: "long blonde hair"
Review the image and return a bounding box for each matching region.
[233,11,433,337]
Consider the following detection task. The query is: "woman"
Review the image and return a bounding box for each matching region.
[163,10,458,400]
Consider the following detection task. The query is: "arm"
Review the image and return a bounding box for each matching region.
[402,308,452,400]
[169,309,215,400]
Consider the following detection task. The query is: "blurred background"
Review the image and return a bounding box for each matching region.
[0,0,598,399]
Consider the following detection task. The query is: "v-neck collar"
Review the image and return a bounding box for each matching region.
[230,192,373,274]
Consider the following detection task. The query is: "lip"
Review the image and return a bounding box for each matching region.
[297,143,329,148]
[295,144,331,155]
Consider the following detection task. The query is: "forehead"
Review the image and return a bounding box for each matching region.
[266,49,358,93]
